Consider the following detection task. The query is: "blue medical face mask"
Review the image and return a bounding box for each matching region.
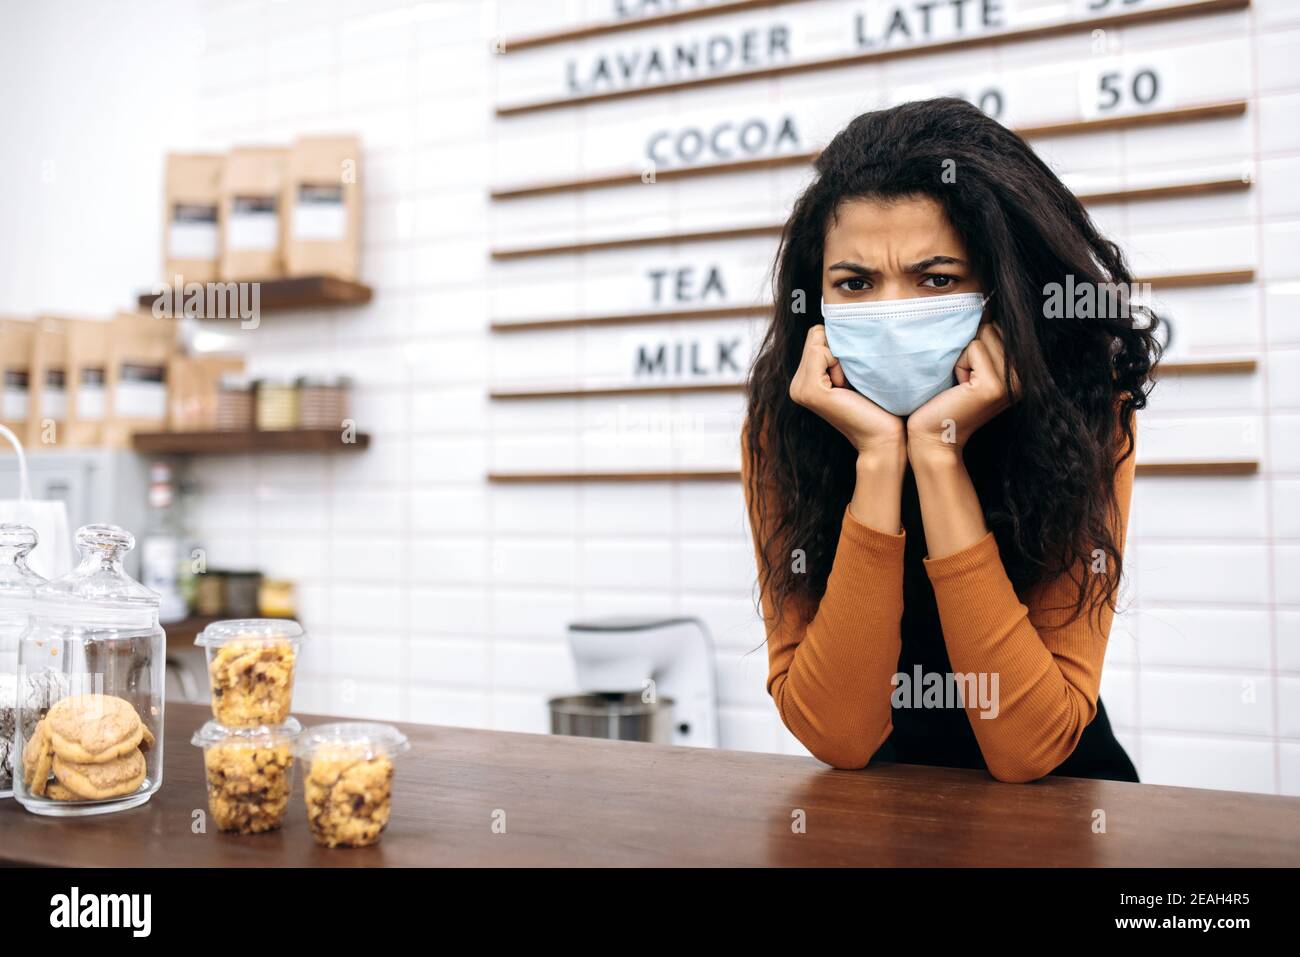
[821,291,990,416]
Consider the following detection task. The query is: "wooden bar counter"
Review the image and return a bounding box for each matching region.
[2,702,1296,867]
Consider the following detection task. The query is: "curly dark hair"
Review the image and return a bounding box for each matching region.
[745,97,1162,626]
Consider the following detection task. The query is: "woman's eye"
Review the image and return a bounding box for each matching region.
[922,274,959,289]
[838,277,870,291]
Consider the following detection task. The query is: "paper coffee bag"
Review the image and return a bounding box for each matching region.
[167,353,245,431]
[65,318,113,448]
[284,135,362,280]
[163,153,224,285]
[0,318,34,441]
[220,146,289,281]
[103,312,175,448]
[27,316,70,450]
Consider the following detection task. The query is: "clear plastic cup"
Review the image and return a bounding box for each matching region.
[295,722,409,848]
[192,717,300,834]
[195,619,304,728]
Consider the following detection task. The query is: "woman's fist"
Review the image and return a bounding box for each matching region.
[789,325,905,461]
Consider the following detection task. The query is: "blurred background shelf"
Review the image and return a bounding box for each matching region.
[131,429,370,454]
[137,275,372,313]
[487,461,1261,483]
[164,615,218,652]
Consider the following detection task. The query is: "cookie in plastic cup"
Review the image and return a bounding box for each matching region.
[192,717,300,834]
[195,619,304,727]
[295,722,408,848]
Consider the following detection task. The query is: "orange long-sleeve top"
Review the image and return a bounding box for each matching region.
[741,424,1136,783]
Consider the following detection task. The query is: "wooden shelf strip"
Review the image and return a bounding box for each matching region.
[491,177,1252,259]
[491,382,745,400]
[496,0,1250,116]
[500,0,818,53]
[1136,461,1258,476]
[489,359,1257,400]
[132,429,372,454]
[490,304,770,332]
[1141,269,1255,288]
[488,470,742,484]
[488,460,1260,483]
[1153,358,1257,376]
[491,101,1248,200]
[491,271,1257,333]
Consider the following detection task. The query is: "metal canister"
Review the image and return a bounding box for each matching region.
[224,571,262,619]
[547,692,675,743]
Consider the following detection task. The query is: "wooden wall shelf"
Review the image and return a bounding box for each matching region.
[490,177,1252,259]
[132,429,371,454]
[495,0,1249,116]
[138,275,372,315]
[488,461,1261,483]
[491,102,1249,200]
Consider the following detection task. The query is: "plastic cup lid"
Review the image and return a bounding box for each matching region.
[294,722,410,761]
[194,618,304,648]
[191,716,302,749]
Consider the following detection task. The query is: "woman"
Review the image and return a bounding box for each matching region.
[743,98,1161,783]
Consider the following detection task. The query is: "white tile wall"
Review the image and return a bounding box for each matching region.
[3,0,1296,794]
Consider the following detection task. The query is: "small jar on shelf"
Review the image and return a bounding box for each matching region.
[258,578,296,619]
[215,375,254,431]
[297,375,351,430]
[255,378,299,431]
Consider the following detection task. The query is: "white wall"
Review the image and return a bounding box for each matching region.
[0,0,201,315]
[2,0,1299,795]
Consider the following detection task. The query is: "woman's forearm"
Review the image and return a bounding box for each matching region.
[909,447,988,559]
[849,444,907,534]
[767,445,906,768]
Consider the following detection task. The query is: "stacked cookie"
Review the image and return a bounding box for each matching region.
[192,620,305,835]
[22,694,155,802]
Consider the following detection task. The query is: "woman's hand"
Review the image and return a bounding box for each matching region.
[790,325,905,466]
[906,323,1017,468]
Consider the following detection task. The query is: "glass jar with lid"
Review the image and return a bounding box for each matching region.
[13,524,164,815]
[0,524,48,798]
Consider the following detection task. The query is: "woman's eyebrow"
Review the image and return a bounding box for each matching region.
[827,260,876,275]
[904,255,966,273]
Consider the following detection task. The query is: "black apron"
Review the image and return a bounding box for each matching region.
[871,470,1139,783]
